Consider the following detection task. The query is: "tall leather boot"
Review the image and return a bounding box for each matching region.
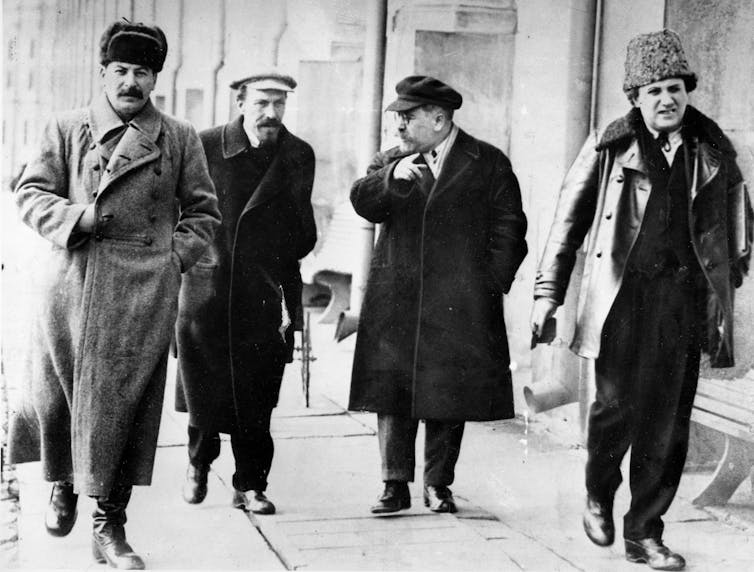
[91,485,145,570]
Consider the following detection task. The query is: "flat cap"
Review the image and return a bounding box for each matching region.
[230,70,297,92]
[99,20,168,72]
[386,75,462,112]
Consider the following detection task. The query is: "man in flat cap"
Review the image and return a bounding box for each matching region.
[531,30,751,570]
[8,20,220,570]
[175,70,316,515]
[348,75,528,514]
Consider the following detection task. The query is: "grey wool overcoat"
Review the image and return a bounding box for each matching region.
[174,119,316,435]
[8,93,221,497]
[348,128,528,421]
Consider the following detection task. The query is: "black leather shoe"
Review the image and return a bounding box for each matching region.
[232,489,276,514]
[582,496,614,546]
[370,481,411,514]
[182,464,209,504]
[423,485,457,513]
[625,538,685,570]
[45,481,78,537]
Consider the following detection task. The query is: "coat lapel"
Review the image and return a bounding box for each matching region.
[426,129,478,204]
[690,136,721,204]
[89,94,162,194]
[242,127,294,215]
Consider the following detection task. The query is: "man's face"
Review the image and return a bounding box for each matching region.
[238,88,287,145]
[394,106,441,153]
[100,62,156,120]
[633,77,689,132]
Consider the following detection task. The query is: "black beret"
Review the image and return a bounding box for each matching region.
[99,21,168,73]
[385,75,462,112]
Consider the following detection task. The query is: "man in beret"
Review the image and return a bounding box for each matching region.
[175,70,316,515]
[348,75,528,514]
[9,20,220,570]
[531,30,751,570]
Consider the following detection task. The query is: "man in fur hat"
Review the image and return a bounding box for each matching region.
[531,29,751,570]
[9,20,220,570]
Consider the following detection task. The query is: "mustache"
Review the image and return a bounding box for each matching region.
[119,87,144,98]
[257,119,281,128]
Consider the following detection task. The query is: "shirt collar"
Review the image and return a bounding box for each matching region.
[422,123,458,174]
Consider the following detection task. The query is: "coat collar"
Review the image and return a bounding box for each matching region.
[88,92,162,144]
[597,105,735,158]
[599,106,733,196]
[89,93,163,194]
[221,116,291,159]
[427,128,480,202]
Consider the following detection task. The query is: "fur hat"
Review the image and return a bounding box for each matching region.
[99,20,168,73]
[623,29,697,94]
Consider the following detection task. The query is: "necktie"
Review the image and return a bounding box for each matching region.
[657,131,671,152]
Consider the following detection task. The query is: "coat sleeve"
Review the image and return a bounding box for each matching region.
[727,178,753,288]
[350,150,415,223]
[294,143,317,259]
[14,116,90,249]
[172,124,222,272]
[533,131,601,305]
[487,150,528,294]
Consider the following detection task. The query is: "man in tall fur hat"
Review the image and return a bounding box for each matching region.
[9,20,220,569]
[531,29,752,570]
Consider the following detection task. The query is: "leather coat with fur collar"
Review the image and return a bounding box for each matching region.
[535,106,752,367]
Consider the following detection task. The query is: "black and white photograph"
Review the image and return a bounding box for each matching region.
[1,1,753,570]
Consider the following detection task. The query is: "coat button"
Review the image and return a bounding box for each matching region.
[706,261,715,270]
[149,214,157,222]
[89,143,96,150]
[596,251,602,258]
[615,175,624,183]
[605,212,612,220]
[92,190,98,198]
[144,236,153,245]
[154,166,162,176]
[92,164,100,171]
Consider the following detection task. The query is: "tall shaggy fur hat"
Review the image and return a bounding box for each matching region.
[623,29,697,94]
[99,20,168,73]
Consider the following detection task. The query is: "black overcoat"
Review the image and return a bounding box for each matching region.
[175,119,316,434]
[348,128,528,421]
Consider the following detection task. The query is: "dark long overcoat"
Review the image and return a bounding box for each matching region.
[8,94,221,497]
[348,128,528,421]
[175,119,316,434]
[534,106,752,366]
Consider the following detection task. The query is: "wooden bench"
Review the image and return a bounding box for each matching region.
[690,373,754,506]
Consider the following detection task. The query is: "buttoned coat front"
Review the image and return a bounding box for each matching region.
[174,119,316,435]
[9,94,221,497]
[348,129,528,421]
[534,106,752,367]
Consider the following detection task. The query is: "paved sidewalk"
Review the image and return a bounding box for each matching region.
[5,315,754,570]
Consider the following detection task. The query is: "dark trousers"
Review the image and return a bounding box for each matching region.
[586,269,701,541]
[378,413,465,487]
[187,407,275,492]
